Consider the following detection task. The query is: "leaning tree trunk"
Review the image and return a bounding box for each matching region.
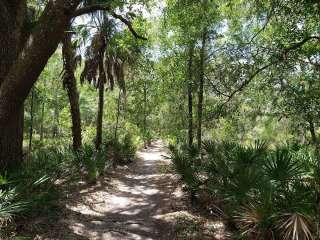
[197,30,207,149]
[95,52,106,150]
[187,45,194,148]
[0,0,81,172]
[62,28,82,151]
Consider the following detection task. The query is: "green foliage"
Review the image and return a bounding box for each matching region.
[0,187,28,225]
[4,146,75,218]
[168,143,200,191]
[0,145,76,235]
[106,134,137,165]
[75,144,99,183]
[14,0,320,239]
[1,134,138,234]
[170,140,319,239]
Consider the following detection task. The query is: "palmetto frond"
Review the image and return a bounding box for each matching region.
[276,213,314,240]
[202,139,216,156]
[235,202,275,240]
[168,144,200,189]
[0,188,28,226]
[263,148,305,183]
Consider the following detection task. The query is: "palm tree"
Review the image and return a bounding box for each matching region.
[62,24,82,151]
[81,15,126,150]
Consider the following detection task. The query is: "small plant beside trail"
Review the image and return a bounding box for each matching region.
[0,145,75,238]
[106,134,137,166]
[169,140,320,240]
[0,134,138,238]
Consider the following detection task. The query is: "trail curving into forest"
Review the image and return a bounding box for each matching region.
[26,141,227,240]
[53,141,186,239]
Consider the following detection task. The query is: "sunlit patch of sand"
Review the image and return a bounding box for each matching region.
[154,211,230,239]
[31,140,230,240]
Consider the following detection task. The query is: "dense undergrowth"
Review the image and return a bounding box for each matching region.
[0,134,137,239]
[169,140,320,240]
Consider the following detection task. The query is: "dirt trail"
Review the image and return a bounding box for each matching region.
[57,140,186,239]
[28,140,227,240]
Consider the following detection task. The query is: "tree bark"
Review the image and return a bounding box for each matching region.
[62,28,82,151]
[197,30,207,149]
[95,53,106,150]
[143,82,147,149]
[187,45,194,148]
[0,0,81,172]
[114,91,121,140]
[0,1,27,170]
[40,96,45,141]
[28,88,34,152]
[0,1,81,123]
[0,1,27,85]
[52,90,60,138]
[0,107,24,170]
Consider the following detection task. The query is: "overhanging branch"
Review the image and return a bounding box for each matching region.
[248,0,275,44]
[226,61,275,103]
[224,35,320,103]
[72,4,147,40]
[72,4,111,18]
[284,36,320,52]
[110,12,147,40]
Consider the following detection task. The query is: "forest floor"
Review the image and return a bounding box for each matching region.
[19,141,229,240]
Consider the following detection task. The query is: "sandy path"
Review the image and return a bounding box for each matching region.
[25,140,228,240]
[55,140,185,240]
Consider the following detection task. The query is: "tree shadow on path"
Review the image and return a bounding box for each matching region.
[21,141,227,240]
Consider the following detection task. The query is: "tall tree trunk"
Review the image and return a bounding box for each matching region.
[114,91,121,140]
[62,28,82,151]
[96,81,105,150]
[40,98,45,141]
[28,88,34,152]
[0,0,81,172]
[197,30,207,149]
[95,52,106,150]
[52,91,59,138]
[0,108,24,170]
[0,1,27,170]
[187,45,194,148]
[143,82,147,148]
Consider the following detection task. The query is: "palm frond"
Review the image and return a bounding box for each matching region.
[264,148,305,183]
[235,202,275,240]
[277,213,314,240]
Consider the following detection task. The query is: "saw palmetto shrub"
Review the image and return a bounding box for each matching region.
[0,145,77,237]
[169,140,319,240]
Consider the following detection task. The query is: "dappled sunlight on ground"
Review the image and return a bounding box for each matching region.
[28,140,229,240]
